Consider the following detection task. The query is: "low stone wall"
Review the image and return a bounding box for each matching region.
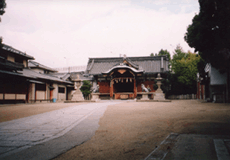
[168,94,196,100]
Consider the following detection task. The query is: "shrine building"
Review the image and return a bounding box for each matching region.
[85,55,169,99]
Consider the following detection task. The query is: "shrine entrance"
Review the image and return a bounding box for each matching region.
[108,68,138,99]
[112,77,135,99]
[113,80,134,92]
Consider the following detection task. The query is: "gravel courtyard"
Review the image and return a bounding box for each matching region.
[54,100,230,160]
[1,100,230,160]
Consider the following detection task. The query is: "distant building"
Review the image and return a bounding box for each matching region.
[197,63,228,103]
[54,65,87,73]
[0,44,73,104]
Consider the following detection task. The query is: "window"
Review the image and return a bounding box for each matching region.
[15,57,24,64]
[58,87,65,93]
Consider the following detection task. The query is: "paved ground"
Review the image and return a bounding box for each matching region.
[0,100,230,160]
[144,133,230,160]
[0,100,124,160]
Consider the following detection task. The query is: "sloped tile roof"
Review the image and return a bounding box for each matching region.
[86,56,169,75]
[70,72,93,81]
[2,44,34,59]
[28,61,57,72]
[18,69,73,84]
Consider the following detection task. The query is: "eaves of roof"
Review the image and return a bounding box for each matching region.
[102,65,143,74]
[28,61,57,72]
[2,44,35,60]
[18,69,73,84]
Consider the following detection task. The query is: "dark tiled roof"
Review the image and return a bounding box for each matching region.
[86,56,169,75]
[18,69,73,84]
[70,72,93,81]
[2,44,34,59]
[28,61,57,72]
[48,72,70,80]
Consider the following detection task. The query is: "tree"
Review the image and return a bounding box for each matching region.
[80,80,92,99]
[184,0,230,72]
[169,46,200,95]
[171,45,187,72]
[0,0,6,47]
[0,0,6,17]
[158,49,171,61]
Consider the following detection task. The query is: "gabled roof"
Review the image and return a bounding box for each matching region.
[102,64,143,74]
[28,61,57,72]
[86,56,169,75]
[2,44,34,60]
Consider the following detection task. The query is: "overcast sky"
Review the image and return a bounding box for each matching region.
[0,0,199,68]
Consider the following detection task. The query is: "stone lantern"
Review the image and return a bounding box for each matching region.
[71,74,84,101]
[154,73,165,100]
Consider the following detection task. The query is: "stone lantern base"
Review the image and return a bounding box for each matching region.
[91,93,100,101]
[154,93,165,100]
[71,89,84,101]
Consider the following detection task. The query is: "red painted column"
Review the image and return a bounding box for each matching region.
[134,78,137,98]
[110,80,114,98]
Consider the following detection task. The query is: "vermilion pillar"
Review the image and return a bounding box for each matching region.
[134,78,137,98]
[110,80,114,98]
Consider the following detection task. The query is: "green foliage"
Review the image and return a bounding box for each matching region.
[169,46,200,95]
[0,0,6,16]
[0,0,6,48]
[158,49,171,61]
[153,78,158,90]
[184,0,230,71]
[80,80,92,98]
[149,46,200,95]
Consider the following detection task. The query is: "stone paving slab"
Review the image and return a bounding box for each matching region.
[0,101,124,158]
[145,134,230,160]
[0,101,125,160]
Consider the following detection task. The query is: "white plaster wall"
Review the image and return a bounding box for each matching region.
[58,93,66,101]
[7,55,15,62]
[23,60,27,68]
[16,94,26,100]
[67,88,72,100]
[0,94,3,100]
[210,66,227,85]
[29,83,35,101]
[52,83,58,99]
[57,85,66,101]
[36,91,45,99]
[5,94,16,100]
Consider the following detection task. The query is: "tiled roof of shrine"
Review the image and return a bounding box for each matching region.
[86,56,169,75]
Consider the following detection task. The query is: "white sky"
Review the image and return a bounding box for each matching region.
[0,0,199,68]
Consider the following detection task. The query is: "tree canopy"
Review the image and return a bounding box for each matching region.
[0,0,6,16]
[151,49,171,61]
[184,0,230,71]
[158,49,171,61]
[169,45,200,95]
[0,0,6,47]
[80,80,92,99]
